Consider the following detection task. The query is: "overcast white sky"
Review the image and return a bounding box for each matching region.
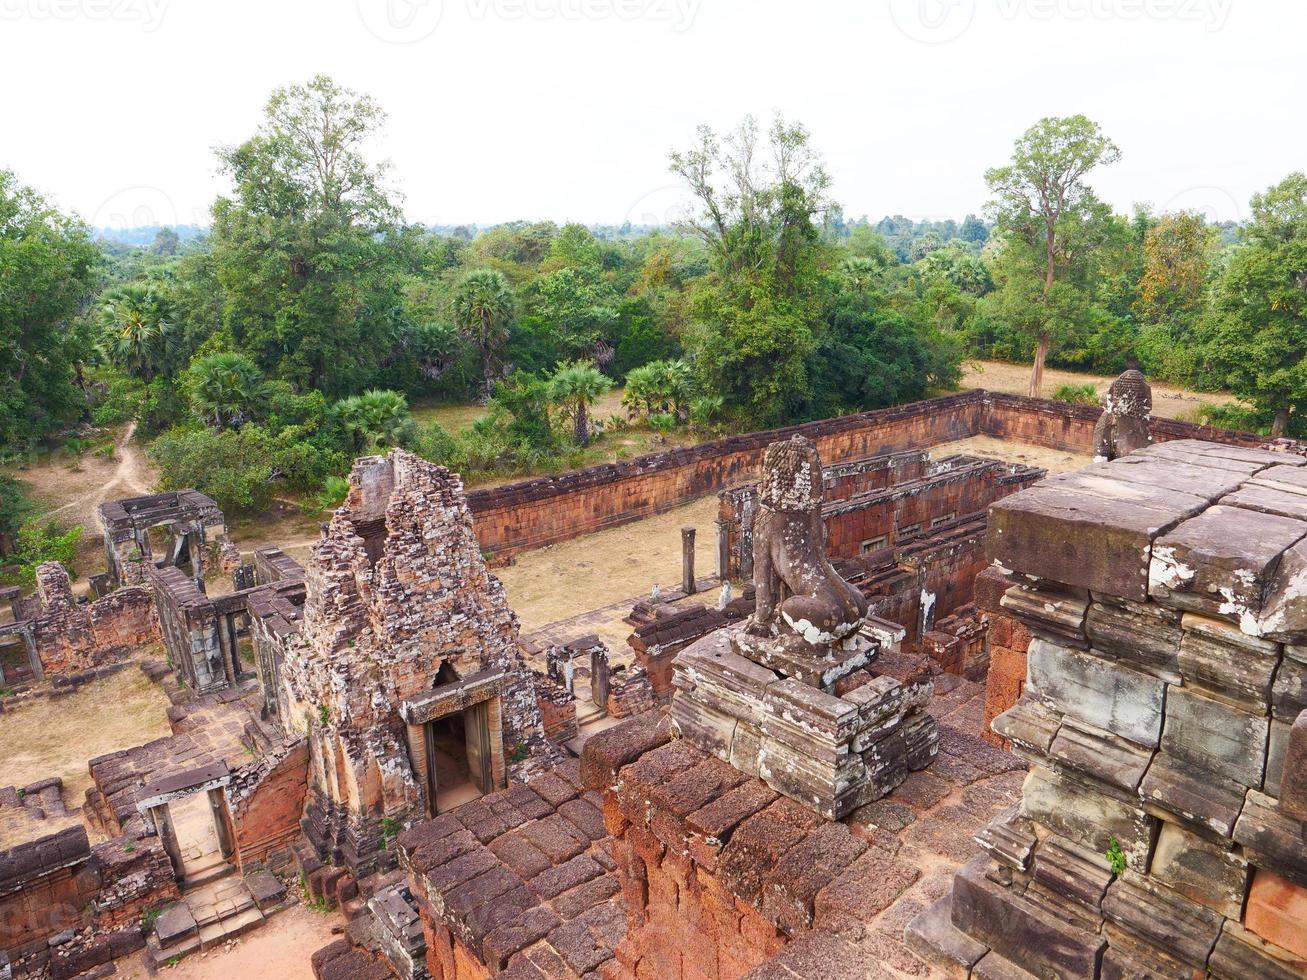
[2,0,1303,229]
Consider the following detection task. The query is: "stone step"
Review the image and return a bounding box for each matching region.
[197,905,265,950]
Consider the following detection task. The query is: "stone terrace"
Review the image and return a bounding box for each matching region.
[578,676,1021,980]
[400,666,1011,980]
[397,758,624,978]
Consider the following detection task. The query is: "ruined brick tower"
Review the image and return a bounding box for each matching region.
[281,450,543,877]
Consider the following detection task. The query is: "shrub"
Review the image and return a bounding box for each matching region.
[0,518,84,588]
[1197,402,1272,436]
[1051,383,1099,407]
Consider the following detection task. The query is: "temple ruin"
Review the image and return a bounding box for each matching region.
[2,385,1305,979]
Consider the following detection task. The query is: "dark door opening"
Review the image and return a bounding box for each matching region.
[424,708,487,815]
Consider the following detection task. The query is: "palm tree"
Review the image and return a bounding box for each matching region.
[186,352,265,430]
[547,361,612,447]
[98,282,172,382]
[333,389,415,453]
[623,362,662,418]
[451,269,516,398]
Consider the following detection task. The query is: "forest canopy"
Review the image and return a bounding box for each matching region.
[4,77,1305,519]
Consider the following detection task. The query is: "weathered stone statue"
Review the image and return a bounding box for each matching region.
[745,435,869,651]
[1092,368,1153,461]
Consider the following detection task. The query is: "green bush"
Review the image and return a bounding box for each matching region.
[0,518,84,588]
[1051,383,1099,407]
[1196,403,1273,436]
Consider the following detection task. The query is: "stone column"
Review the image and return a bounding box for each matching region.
[715,519,731,580]
[682,527,696,595]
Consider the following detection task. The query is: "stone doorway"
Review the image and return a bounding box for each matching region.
[138,761,235,889]
[167,790,232,887]
[402,669,508,819]
[423,700,493,814]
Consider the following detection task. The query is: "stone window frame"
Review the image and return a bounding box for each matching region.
[859,535,888,554]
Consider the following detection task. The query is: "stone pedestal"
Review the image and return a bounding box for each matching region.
[670,626,938,820]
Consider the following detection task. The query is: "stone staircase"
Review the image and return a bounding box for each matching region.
[147,870,289,966]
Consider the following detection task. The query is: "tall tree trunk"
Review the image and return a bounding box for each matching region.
[1029,331,1050,398]
[575,400,588,447]
[1273,406,1290,438]
[1030,226,1057,398]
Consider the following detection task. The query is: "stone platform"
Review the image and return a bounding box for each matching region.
[916,440,1307,979]
[671,625,940,819]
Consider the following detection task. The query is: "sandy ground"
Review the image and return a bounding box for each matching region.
[963,359,1242,421]
[497,494,721,639]
[112,904,344,980]
[931,435,1092,475]
[0,666,172,806]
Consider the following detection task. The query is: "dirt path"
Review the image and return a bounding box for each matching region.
[963,360,1242,422]
[112,904,343,979]
[34,422,156,529]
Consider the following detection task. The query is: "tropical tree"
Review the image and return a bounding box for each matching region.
[547,361,612,446]
[0,170,99,448]
[1202,173,1307,436]
[670,115,830,425]
[985,116,1121,395]
[452,269,516,396]
[186,352,265,430]
[210,75,410,396]
[98,282,173,382]
[332,389,416,453]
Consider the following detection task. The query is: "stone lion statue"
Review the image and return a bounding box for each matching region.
[748,435,869,649]
[1092,368,1153,461]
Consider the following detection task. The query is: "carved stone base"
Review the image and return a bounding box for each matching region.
[730,629,875,692]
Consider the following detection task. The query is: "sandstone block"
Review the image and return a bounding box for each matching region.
[1210,921,1307,980]
[988,471,1208,602]
[1085,600,1182,680]
[1149,505,1307,621]
[1280,709,1307,819]
[1161,687,1269,788]
[1147,820,1248,919]
[1234,790,1307,888]
[1259,537,1307,642]
[1138,751,1246,839]
[1019,766,1153,873]
[1177,612,1280,709]
[1101,872,1223,970]
[950,856,1106,979]
[1245,868,1307,960]
[1027,639,1165,748]
[903,892,987,980]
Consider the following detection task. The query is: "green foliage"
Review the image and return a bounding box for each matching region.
[1201,173,1307,435]
[317,703,330,726]
[0,519,84,588]
[1196,403,1273,436]
[1051,383,1099,406]
[0,475,36,543]
[546,360,612,446]
[452,268,516,394]
[185,352,265,430]
[147,424,336,514]
[689,395,723,429]
[0,169,100,449]
[98,281,174,383]
[332,389,415,453]
[807,288,963,419]
[1105,837,1127,876]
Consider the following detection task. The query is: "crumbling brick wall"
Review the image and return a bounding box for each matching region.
[24,563,160,676]
[282,451,544,877]
[467,389,1283,563]
[974,566,1033,749]
[229,738,310,871]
